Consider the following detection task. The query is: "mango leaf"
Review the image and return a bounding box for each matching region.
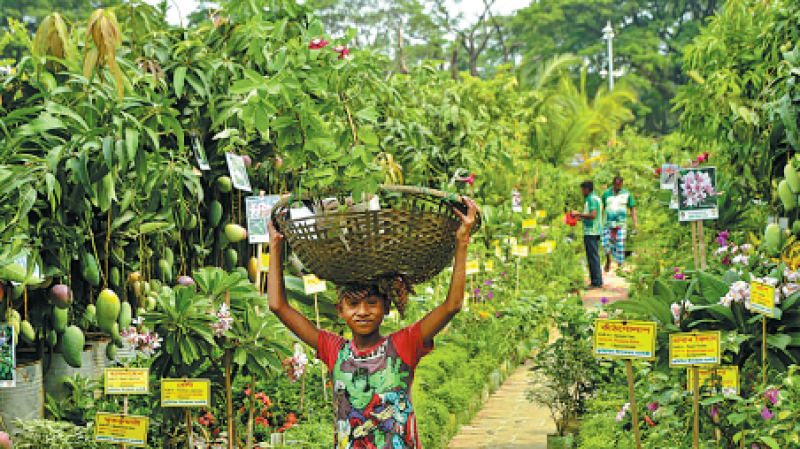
[759,436,780,449]
[174,66,187,97]
[767,334,792,350]
[139,222,170,234]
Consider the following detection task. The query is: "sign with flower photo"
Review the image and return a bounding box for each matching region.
[0,323,15,387]
[678,167,718,221]
[660,163,680,190]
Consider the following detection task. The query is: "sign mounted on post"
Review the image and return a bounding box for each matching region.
[660,164,679,190]
[677,167,718,221]
[466,260,480,275]
[484,260,494,272]
[511,245,529,257]
[303,275,327,295]
[593,320,657,359]
[225,152,252,192]
[750,281,776,317]
[245,195,281,244]
[161,379,211,407]
[104,368,149,395]
[94,412,149,446]
[522,219,537,229]
[669,331,721,366]
[686,366,739,395]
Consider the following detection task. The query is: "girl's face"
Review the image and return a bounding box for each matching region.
[338,294,387,336]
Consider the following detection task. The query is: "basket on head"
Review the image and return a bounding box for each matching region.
[271,185,481,286]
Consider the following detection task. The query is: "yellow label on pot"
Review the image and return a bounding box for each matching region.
[750,281,775,317]
[686,366,739,395]
[94,413,149,446]
[593,319,657,359]
[466,260,480,275]
[161,379,211,407]
[104,368,149,395]
[303,274,327,295]
[536,210,546,218]
[485,260,494,271]
[522,219,537,229]
[669,331,721,367]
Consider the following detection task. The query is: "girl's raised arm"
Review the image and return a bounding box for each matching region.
[418,197,479,345]
[267,221,321,350]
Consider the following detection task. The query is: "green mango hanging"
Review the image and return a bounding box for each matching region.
[779,180,796,211]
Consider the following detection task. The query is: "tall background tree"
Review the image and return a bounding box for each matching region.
[511,0,721,134]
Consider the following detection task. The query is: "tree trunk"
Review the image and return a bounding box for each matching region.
[450,44,459,80]
[396,25,409,74]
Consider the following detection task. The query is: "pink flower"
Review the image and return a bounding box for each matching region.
[309,38,329,50]
[765,388,778,405]
[457,173,476,187]
[697,152,710,163]
[245,389,251,396]
[647,402,659,412]
[333,45,352,60]
[674,273,685,280]
[710,405,718,419]
[601,297,609,305]
[761,407,775,420]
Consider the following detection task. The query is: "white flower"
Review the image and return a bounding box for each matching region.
[210,303,233,337]
[715,246,728,257]
[731,254,749,265]
[680,171,716,208]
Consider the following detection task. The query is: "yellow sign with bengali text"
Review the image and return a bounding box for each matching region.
[104,368,149,395]
[466,260,480,275]
[303,275,327,295]
[750,281,775,317]
[531,244,548,255]
[523,219,537,229]
[669,332,721,367]
[485,260,494,272]
[94,413,149,446]
[687,366,739,395]
[512,245,529,257]
[161,379,211,407]
[593,320,657,359]
[260,253,270,272]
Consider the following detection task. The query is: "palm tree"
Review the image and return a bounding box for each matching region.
[524,60,637,167]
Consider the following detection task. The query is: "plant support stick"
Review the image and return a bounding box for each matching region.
[692,365,700,449]
[625,359,642,449]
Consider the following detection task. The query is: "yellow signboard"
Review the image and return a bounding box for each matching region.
[485,260,494,272]
[522,219,537,229]
[260,253,270,272]
[466,260,480,275]
[161,379,211,407]
[495,246,502,257]
[536,210,546,219]
[543,241,556,253]
[669,331,721,367]
[750,281,775,317]
[104,368,149,395]
[531,245,548,255]
[687,366,739,395]
[94,413,149,446]
[593,320,657,359]
[303,275,327,295]
[512,245,529,257]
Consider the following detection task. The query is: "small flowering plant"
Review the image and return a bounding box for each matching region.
[120,316,162,358]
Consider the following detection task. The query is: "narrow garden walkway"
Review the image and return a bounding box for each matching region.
[448,266,630,448]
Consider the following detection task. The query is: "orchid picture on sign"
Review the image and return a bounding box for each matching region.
[225,152,252,192]
[0,324,15,387]
[678,167,718,221]
[660,164,679,190]
[511,189,522,213]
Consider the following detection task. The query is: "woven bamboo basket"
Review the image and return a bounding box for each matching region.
[271,185,481,285]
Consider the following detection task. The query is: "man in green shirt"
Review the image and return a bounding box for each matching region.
[572,180,604,288]
[601,175,638,272]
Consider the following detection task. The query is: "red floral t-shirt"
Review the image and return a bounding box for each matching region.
[317,322,434,448]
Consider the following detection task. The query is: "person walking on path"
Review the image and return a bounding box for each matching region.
[572,180,604,289]
[602,175,638,272]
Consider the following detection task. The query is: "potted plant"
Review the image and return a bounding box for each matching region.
[527,300,598,448]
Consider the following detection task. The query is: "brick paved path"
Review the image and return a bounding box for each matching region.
[448,266,630,448]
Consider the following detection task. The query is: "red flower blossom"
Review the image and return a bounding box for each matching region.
[309,38,329,50]
[697,152,710,163]
[245,388,252,396]
[334,46,352,60]
[213,428,220,435]
[643,415,655,427]
[655,167,662,176]
[457,173,476,187]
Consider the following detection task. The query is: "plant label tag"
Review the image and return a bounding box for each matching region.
[225,152,252,192]
[686,366,739,395]
[466,260,480,275]
[161,379,211,407]
[669,331,721,367]
[593,319,657,360]
[191,133,210,170]
[523,219,537,229]
[485,260,494,271]
[0,323,15,388]
[260,254,270,272]
[512,245,528,257]
[104,368,149,395]
[536,210,546,219]
[245,195,281,243]
[94,412,149,446]
[303,275,327,295]
[750,281,775,317]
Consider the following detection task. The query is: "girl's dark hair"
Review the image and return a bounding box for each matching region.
[580,180,594,191]
[337,275,413,318]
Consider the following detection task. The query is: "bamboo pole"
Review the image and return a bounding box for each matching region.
[625,360,642,449]
[692,365,700,449]
[225,292,234,449]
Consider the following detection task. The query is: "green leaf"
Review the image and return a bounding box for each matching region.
[174,66,187,97]
[767,334,792,350]
[698,272,730,304]
[356,106,378,123]
[760,436,780,449]
[357,127,379,146]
